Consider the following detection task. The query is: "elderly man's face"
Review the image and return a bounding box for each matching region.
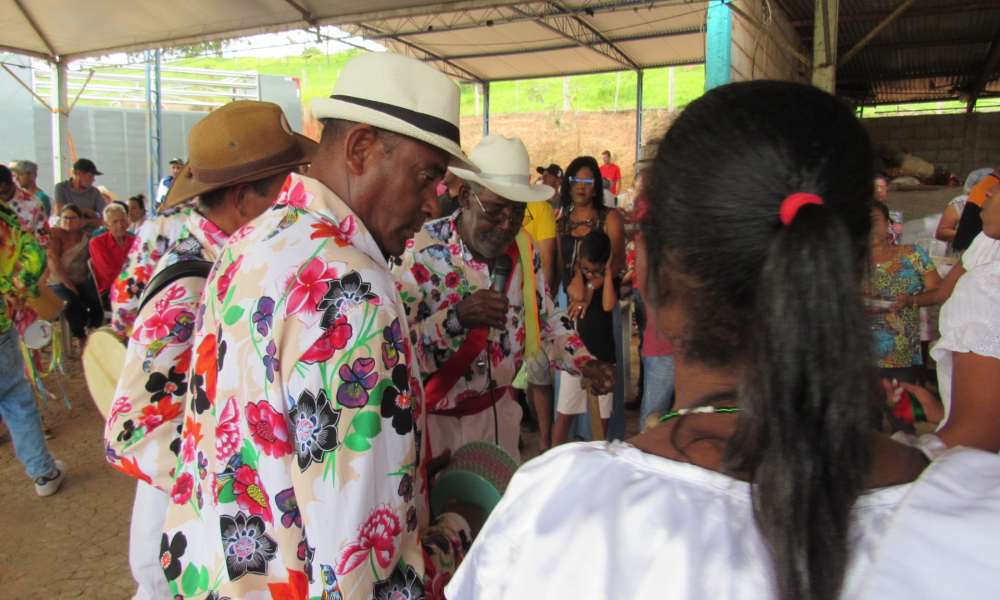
[14,171,34,188]
[365,137,449,257]
[459,185,525,260]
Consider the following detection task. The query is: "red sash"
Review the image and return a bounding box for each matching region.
[423,241,519,412]
[430,386,514,417]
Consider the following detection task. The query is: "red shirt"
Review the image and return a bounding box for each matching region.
[600,163,622,195]
[89,231,135,294]
[632,193,673,357]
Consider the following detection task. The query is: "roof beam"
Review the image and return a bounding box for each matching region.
[547,1,640,69]
[967,22,1000,111]
[12,0,56,59]
[507,5,634,69]
[839,69,979,85]
[0,43,50,61]
[354,24,486,82]
[838,0,918,67]
[282,0,317,27]
[792,2,1000,28]
[436,26,702,61]
[842,35,994,54]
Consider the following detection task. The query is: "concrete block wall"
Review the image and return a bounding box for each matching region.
[862,112,1000,179]
[730,0,809,84]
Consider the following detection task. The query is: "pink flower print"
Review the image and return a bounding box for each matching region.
[107,395,131,427]
[335,505,403,575]
[284,257,341,318]
[246,400,293,458]
[275,175,314,210]
[411,263,431,285]
[215,255,244,302]
[405,238,416,250]
[132,300,193,345]
[171,472,194,505]
[446,292,462,307]
[445,272,461,289]
[215,396,242,465]
[448,244,462,256]
[229,224,255,244]
[233,465,273,524]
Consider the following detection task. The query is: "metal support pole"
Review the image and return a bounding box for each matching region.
[705,0,732,90]
[146,50,163,203]
[50,60,69,188]
[635,70,643,163]
[812,0,839,92]
[482,82,490,136]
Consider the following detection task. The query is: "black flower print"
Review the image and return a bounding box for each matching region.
[290,389,342,472]
[145,366,188,403]
[381,364,414,435]
[117,419,135,443]
[160,532,187,581]
[220,512,278,581]
[318,271,379,328]
[190,373,211,414]
[372,561,425,600]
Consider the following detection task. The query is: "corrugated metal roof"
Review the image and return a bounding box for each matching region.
[778,0,1000,106]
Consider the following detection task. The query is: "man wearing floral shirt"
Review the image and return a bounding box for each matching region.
[160,53,482,600]
[393,136,616,462]
[0,166,50,250]
[105,100,318,600]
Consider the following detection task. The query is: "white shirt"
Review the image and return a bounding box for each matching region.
[447,441,1000,600]
[932,258,1000,424]
[962,232,1000,270]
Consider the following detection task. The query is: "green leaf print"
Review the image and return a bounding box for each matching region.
[181,563,200,595]
[223,305,245,326]
[351,410,382,438]
[344,432,372,452]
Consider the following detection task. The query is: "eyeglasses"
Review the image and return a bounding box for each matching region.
[568,177,595,186]
[472,189,525,226]
[579,264,606,279]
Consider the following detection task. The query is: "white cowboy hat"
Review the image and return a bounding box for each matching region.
[311,53,476,172]
[449,135,554,203]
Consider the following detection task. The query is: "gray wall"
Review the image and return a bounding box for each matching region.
[863,111,1000,181]
[1,65,303,203]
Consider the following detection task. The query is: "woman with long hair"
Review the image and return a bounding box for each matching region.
[447,81,1000,600]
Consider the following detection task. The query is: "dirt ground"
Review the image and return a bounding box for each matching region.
[0,329,643,599]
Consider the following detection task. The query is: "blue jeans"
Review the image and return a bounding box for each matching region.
[639,355,675,433]
[0,327,55,478]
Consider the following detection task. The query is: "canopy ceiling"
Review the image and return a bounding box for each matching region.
[0,0,708,81]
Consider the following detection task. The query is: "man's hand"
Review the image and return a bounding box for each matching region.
[581,360,617,395]
[455,289,509,330]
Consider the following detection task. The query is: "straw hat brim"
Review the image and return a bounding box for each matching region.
[449,166,554,203]
[311,96,478,173]
[162,133,318,210]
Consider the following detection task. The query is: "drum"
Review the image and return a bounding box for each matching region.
[82,327,127,419]
[430,441,519,519]
[22,320,53,349]
[27,285,65,322]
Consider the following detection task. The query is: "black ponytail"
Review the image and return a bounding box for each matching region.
[642,80,876,600]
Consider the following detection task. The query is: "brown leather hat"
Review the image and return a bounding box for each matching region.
[163,100,318,210]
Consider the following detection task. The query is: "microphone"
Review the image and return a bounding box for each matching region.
[491,254,513,293]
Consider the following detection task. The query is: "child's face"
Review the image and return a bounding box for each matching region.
[579,257,608,281]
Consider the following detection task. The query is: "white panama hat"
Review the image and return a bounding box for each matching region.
[311,53,476,172]
[449,135,554,203]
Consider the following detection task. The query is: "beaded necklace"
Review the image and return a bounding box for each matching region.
[658,406,743,422]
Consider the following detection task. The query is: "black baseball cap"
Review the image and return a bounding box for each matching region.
[168,157,184,165]
[73,158,102,175]
[535,163,563,179]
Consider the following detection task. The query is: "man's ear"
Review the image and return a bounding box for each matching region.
[342,124,379,177]
[457,184,472,211]
[230,182,255,217]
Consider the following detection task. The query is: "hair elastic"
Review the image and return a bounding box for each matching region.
[779,193,824,226]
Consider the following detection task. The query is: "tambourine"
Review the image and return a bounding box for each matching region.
[22,320,53,349]
[82,327,127,419]
[431,441,519,519]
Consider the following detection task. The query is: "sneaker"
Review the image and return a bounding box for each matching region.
[35,460,67,497]
[42,418,54,440]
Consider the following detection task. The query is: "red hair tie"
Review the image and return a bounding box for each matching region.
[779,193,824,226]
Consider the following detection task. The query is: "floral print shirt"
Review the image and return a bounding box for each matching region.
[8,187,51,251]
[161,174,469,600]
[110,205,196,338]
[105,211,227,492]
[392,214,593,412]
[868,244,935,368]
[0,200,47,335]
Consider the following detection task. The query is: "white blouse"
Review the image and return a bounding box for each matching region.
[932,259,1000,423]
[447,441,1000,600]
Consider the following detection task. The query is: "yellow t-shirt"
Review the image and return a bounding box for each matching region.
[522,201,556,242]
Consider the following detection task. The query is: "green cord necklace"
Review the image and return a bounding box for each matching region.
[658,406,743,422]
